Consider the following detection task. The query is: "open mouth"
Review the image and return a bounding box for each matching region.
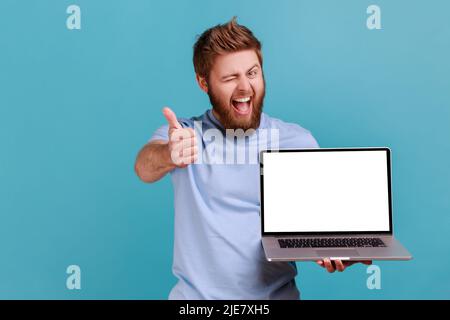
[231,96,252,116]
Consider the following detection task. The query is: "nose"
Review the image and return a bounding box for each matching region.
[236,76,251,93]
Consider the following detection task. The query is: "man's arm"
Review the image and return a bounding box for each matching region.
[134,140,176,183]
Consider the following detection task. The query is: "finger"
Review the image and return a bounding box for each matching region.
[344,260,372,268]
[171,138,198,154]
[179,127,196,139]
[334,259,345,272]
[316,260,325,268]
[170,128,195,142]
[172,149,199,165]
[179,135,197,148]
[170,142,198,165]
[178,154,198,166]
[181,146,198,158]
[163,107,181,129]
[324,258,335,273]
[171,147,197,163]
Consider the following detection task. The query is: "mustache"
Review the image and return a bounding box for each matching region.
[231,93,253,99]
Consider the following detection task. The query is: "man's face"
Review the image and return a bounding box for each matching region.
[204,50,265,131]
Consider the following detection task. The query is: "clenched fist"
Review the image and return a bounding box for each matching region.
[163,107,198,168]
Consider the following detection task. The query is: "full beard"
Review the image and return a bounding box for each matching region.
[208,84,265,131]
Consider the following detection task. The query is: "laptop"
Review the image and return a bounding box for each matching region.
[260,147,412,262]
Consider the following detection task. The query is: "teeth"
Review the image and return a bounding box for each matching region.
[233,97,251,103]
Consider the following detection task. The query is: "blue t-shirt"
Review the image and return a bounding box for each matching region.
[149,109,319,299]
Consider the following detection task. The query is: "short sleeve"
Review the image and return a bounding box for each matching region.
[148,124,169,143]
[276,119,320,149]
[306,131,320,148]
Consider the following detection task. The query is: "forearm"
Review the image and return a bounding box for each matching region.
[134,141,176,183]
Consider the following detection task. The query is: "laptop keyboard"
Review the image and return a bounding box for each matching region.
[278,237,386,248]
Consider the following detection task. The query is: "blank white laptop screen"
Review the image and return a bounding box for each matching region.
[262,150,391,233]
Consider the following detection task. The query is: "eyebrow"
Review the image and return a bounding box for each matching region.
[221,64,260,80]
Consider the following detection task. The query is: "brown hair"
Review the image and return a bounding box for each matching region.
[193,17,263,79]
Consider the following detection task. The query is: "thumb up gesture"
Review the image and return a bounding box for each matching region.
[163,107,198,168]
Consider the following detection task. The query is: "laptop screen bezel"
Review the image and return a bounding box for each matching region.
[260,147,393,236]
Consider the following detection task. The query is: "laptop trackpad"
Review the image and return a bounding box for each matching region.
[315,249,360,257]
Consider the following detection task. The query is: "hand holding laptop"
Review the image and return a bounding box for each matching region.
[316,259,372,273]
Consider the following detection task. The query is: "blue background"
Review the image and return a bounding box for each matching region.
[0,0,449,299]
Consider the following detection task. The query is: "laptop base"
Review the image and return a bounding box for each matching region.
[262,235,412,262]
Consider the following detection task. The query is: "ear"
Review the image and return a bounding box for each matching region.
[196,74,208,94]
